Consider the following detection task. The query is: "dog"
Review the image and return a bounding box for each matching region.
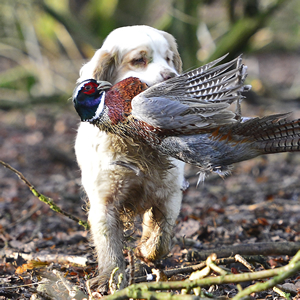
[75,25,185,289]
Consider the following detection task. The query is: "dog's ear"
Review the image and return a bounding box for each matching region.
[162,32,182,74]
[172,51,182,75]
[79,49,118,82]
[92,51,119,82]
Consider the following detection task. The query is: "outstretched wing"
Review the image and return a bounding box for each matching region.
[131,54,251,131]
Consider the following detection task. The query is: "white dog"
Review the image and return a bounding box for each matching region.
[75,25,185,288]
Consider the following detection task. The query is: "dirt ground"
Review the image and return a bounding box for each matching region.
[1,54,300,299]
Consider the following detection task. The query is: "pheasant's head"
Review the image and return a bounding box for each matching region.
[72,79,112,122]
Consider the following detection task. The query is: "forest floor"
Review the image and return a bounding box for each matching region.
[1,54,300,299]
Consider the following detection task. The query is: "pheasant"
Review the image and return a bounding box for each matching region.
[73,54,300,181]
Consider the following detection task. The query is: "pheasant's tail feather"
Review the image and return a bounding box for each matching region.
[233,114,300,154]
[257,118,300,153]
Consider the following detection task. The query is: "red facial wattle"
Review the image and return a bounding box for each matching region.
[83,82,99,95]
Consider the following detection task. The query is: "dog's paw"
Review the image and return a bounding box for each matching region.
[86,267,127,294]
[135,235,170,263]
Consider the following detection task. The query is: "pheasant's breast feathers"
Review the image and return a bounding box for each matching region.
[105,77,148,125]
[114,77,148,99]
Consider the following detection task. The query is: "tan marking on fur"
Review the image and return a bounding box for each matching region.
[92,51,118,83]
[161,31,182,73]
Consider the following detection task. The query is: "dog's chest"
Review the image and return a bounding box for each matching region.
[107,133,172,177]
[98,133,177,215]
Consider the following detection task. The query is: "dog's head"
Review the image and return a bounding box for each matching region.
[79,25,182,86]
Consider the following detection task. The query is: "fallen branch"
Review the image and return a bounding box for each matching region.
[104,291,204,300]
[0,249,89,266]
[273,286,291,299]
[135,255,268,283]
[232,250,300,299]
[186,242,300,261]
[0,160,89,230]
[103,250,300,300]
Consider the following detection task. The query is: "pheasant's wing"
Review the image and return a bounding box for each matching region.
[131,54,251,131]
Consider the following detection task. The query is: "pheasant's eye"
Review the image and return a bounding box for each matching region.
[83,82,98,94]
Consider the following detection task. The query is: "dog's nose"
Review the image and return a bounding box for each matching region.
[161,71,177,81]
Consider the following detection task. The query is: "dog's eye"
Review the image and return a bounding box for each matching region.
[166,56,172,64]
[131,57,147,66]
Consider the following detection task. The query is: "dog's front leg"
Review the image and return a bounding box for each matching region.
[88,198,126,290]
[135,160,184,263]
[75,124,127,290]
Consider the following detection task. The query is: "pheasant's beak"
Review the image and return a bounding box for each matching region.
[97,81,112,90]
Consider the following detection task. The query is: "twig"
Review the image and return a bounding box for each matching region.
[128,250,135,286]
[205,253,227,276]
[273,286,291,300]
[109,267,119,294]
[109,290,203,300]
[235,254,255,272]
[135,255,267,283]
[102,250,300,300]
[0,160,89,230]
[184,254,216,296]
[0,249,89,266]
[232,250,300,299]
[187,242,300,261]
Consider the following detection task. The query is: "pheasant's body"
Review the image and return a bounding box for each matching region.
[73,56,300,179]
[92,79,162,144]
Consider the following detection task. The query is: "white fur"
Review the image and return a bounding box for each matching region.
[88,91,105,122]
[79,25,181,85]
[74,25,185,288]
